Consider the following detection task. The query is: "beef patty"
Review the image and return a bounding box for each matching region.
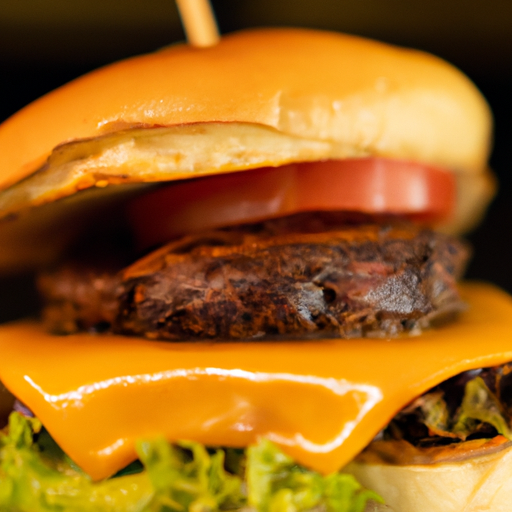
[38,216,468,340]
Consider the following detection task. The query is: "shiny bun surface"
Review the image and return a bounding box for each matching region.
[0,29,491,189]
[0,28,494,271]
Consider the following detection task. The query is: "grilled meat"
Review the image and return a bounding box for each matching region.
[39,217,468,340]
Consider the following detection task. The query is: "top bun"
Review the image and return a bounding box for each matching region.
[0,28,495,269]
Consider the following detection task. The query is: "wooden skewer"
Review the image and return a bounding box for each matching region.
[175,0,220,47]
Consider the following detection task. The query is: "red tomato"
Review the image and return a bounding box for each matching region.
[128,158,455,250]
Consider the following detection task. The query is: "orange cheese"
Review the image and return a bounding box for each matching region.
[0,282,512,481]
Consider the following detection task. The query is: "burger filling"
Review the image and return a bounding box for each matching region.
[0,411,384,512]
[358,364,512,466]
[0,159,492,512]
[38,213,468,341]
[2,363,512,512]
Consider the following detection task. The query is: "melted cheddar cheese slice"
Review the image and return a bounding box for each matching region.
[0,282,512,481]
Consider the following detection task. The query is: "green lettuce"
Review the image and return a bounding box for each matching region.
[418,391,455,438]
[453,376,512,440]
[386,368,512,445]
[0,413,381,512]
[0,413,154,512]
[137,438,244,511]
[247,439,383,512]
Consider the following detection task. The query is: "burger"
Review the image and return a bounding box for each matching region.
[0,28,508,512]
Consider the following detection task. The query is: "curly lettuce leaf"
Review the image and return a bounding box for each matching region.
[247,439,383,512]
[136,438,244,511]
[0,413,154,512]
[419,392,455,438]
[386,368,512,446]
[453,376,512,440]
[0,413,381,512]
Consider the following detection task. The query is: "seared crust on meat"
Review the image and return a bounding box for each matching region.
[38,217,468,340]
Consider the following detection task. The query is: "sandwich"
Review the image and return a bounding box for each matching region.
[0,28,508,512]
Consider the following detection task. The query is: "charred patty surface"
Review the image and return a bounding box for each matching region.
[39,218,468,340]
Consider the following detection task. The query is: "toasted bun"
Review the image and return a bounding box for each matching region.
[346,442,512,512]
[0,28,495,270]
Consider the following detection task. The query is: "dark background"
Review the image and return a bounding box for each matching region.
[0,0,511,320]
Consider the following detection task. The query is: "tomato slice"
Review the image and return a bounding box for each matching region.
[128,158,455,250]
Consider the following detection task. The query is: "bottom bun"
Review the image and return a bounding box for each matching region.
[364,502,395,512]
[345,443,512,512]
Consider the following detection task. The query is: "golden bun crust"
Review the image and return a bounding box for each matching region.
[0,28,491,186]
[346,442,512,512]
[0,28,495,271]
